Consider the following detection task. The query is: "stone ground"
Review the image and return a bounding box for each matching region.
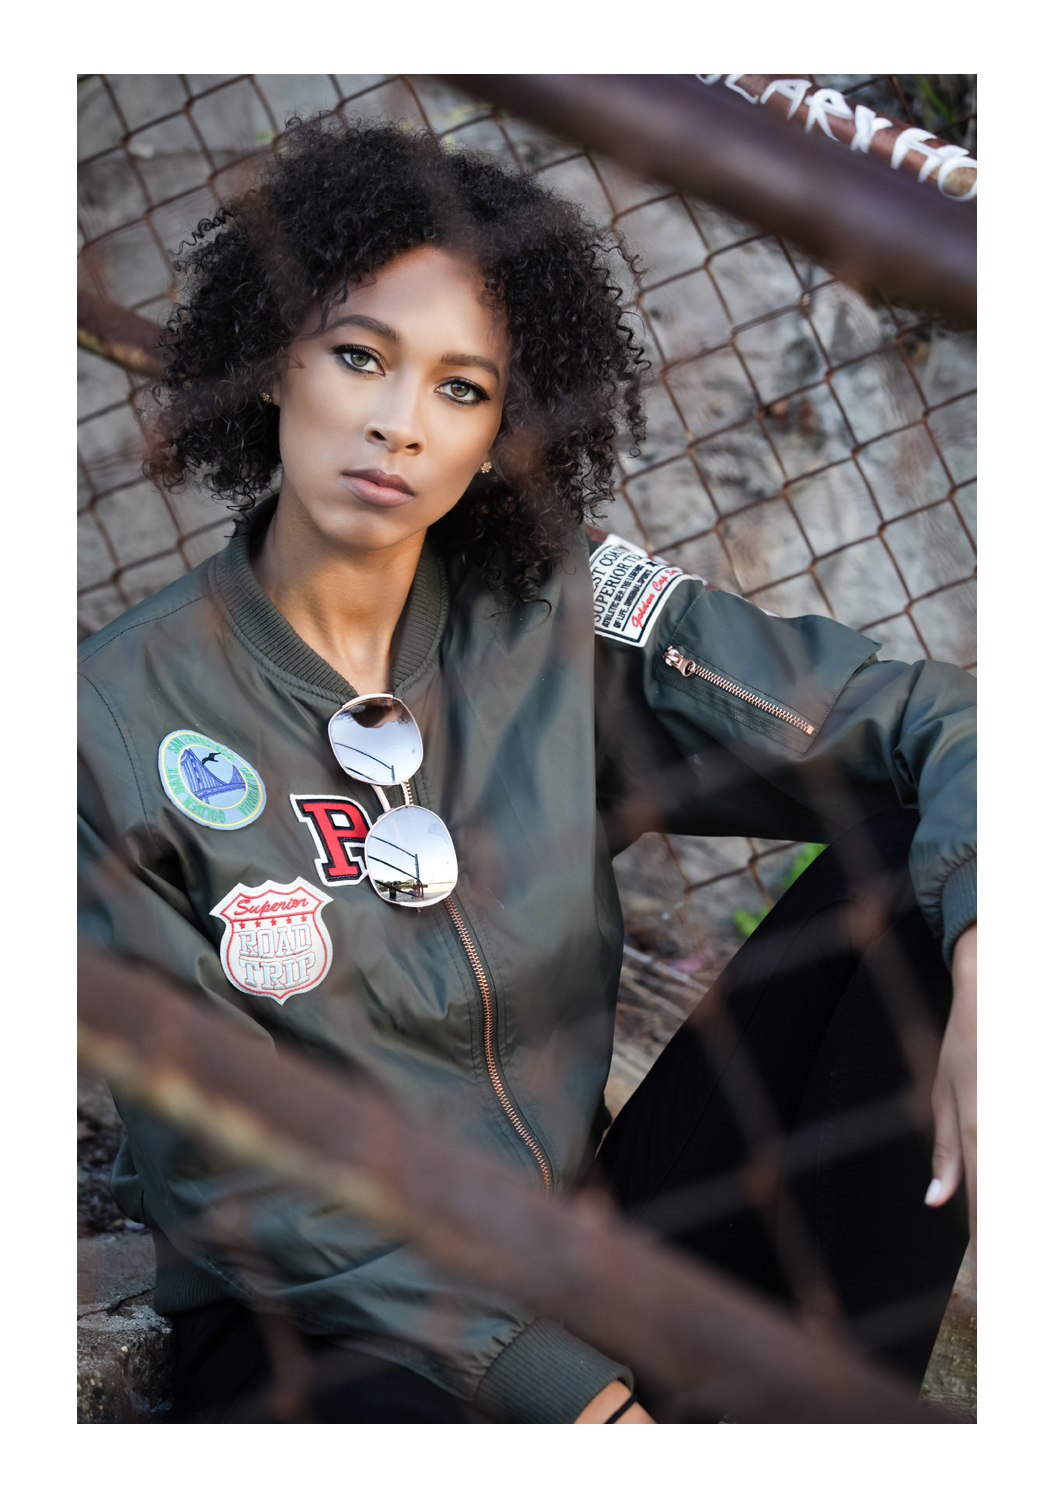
[77,1075,173,1423]
[77,1233,173,1424]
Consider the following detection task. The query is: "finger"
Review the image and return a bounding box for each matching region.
[926,1083,963,1208]
[962,1102,977,1270]
[925,1154,962,1207]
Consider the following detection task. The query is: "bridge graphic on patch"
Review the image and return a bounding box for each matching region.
[158,729,265,831]
[179,747,247,802]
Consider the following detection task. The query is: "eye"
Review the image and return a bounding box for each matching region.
[335,345,383,374]
[438,378,487,406]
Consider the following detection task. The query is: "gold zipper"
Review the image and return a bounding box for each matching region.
[399,780,553,1190]
[663,645,816,736]
[444,894,554,1192]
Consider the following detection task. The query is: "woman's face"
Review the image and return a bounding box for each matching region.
[271,245,510,554]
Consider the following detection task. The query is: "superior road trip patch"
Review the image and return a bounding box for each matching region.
[591,534,692,647]
[210,876,333,1002]
[158,729,266,831]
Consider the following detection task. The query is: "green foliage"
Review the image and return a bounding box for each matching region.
[915,76,953,125]
[903,74,976,148]
[733,906,769,939]
[733,843,827,939]
[782,842,827,886]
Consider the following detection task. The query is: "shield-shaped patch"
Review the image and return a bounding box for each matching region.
[210,877,333,1003]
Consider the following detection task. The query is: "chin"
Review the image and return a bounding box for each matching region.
[310,497,427,552]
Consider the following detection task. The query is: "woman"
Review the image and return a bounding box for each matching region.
[78,117,976,1424]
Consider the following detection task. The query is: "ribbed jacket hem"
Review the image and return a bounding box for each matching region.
[473,1319,633,1423]
[151,1256,231,1315]
[941,854,977,967]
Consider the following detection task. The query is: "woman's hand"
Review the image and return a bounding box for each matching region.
[925,923,976,1267]
[574,1381,655,1423]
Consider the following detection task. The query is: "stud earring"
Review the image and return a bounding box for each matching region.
[479,459,492,474]
[261,391,272,404]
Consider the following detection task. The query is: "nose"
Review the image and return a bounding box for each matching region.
[365,375,424,456]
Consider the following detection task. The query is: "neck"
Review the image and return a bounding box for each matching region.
[252,492,425,694]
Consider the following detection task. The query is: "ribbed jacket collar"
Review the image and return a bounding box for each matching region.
[210,497,448,702]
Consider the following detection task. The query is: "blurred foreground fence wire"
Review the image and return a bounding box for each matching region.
[444,75,976,321]
[77,80,976,1422]
[76,73,977,1424]
[78,287,165,378]
[79,943,954,1424]
[78,72,976,959]
[694,75,976,201]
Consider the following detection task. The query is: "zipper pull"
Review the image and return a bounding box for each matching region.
[663,645,696,677]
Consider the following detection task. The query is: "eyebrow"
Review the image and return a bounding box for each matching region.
[326,314,399,340]
[439,351,501,383]
[325,315,501,384]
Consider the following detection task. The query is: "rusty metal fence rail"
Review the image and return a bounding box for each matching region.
[77,69,976,977]
[78,941,954,1423]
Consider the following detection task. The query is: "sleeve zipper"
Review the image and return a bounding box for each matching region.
[662,645,816,737]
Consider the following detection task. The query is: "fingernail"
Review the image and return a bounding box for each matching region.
[924,1177,943,1205]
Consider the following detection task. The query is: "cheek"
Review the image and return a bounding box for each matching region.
[301,365,349,422]
[432,407,503,470]
[283,369,360,448]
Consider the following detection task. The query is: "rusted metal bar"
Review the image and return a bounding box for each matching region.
[78,943,955,1422]
[699,76,977,201]
[77,288,165,377]
[442,74,975,325]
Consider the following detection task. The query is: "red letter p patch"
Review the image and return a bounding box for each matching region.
[290,795,371,887]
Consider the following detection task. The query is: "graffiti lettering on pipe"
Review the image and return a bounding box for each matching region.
[696,75,977,200]
[850,105,893,154]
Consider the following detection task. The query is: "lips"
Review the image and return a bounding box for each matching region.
[340,468,417,507]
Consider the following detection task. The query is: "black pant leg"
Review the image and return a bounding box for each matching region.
[597,809,969,1385]
[778,905,969,1380]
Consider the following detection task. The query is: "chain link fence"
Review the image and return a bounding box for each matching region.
[77,72,977,992]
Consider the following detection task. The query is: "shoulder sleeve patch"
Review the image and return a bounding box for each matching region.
[590,534,696,647]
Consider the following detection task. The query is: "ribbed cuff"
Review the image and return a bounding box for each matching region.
[152,1260,231,1314]
[150,1230,232,1315]
[473,1319,633,1423]
[941,854,977,967]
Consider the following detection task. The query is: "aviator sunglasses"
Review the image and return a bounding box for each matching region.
[328,695,458,908]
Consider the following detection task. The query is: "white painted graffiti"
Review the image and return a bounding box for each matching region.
[804,87,854,139]
[760,77,812,119]
[850,105,893,154]
[696,76,977,200]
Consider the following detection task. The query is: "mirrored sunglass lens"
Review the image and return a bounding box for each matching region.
[328,696,423,786]
[364,805,458,907]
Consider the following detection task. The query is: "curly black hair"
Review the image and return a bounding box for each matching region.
[147,115,648,601]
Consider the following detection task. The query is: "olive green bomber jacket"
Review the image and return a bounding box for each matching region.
[77,503,976,1422]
